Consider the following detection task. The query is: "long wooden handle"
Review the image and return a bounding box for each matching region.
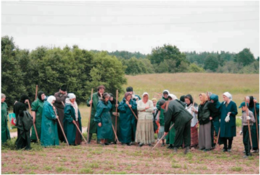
[115,89,118,142]
[27,102,40,142]
[35,85,38,100]
[111,124,119,142]
[254,102,259,150]
[129,106,138,120]
[87,88,93,143]
[73,121,87,144]
[152,124,174,150]
[246,109,253,149]
[57,117,69,146]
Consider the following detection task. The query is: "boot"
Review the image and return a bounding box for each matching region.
[88,133,92,143]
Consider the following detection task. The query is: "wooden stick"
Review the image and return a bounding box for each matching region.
[128,105,138,120]
[35,85,38,100]
[115,90,118,142]
[27,101,40,143]
[216,128,221,146]
[111,124,119,142]
[246,108,253,149]
[87,88,94,143]
[73,121,87,144]
[254,102,259,150]
[53,107,69,146]
[152,123,174,150]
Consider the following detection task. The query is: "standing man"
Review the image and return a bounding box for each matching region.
[126,86,141,101]
[87,85,105,143]
[54,85,68,142]
[158,99,193,154]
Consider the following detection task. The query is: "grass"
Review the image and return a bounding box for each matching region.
[231,167,242,172]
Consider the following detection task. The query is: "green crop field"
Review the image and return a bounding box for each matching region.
[3,73,259,174]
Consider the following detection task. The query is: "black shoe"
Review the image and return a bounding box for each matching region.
[139,143,144,147]
[126,143,131,146]
[223,149,228,152]
[167,144,174,149]
[200,148,205,151]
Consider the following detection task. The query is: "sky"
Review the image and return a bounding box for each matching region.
[1,1,259,57]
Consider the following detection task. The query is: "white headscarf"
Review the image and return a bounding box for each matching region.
[169,94,177,100]
[223,92,232,100]
[142,92,149,97]
[68,93,76,99]
[47,96,56,106]
[66,93,79,121]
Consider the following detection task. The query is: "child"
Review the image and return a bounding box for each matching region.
[239,102,255,158]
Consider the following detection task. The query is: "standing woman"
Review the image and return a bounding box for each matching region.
[41,96,59,147]
[94,93,113,145]
[118,92,137,146]
[185,94,199,148]
[1,94,11,144]
[14,95,31,150]
[136,92,154,147]
[197,93,212,151]
[64,93,82,146]
[31,91,45,142]
[219,92,237,152]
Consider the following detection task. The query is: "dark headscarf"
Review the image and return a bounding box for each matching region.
[37,91,44,102]
[20,95,29,103]
[180,95,185,103]
[185,94,193,106]
[124,92,132,100]
[60,85,67,91]
[249,96,254,108]
[210,94,221,109]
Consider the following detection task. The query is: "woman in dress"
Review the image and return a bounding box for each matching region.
[136,92,154,147]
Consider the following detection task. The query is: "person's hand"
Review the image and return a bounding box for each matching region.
[247,116,251,120]
[98,122,102,127]
[254,99,257,103]
[164,132,168,135]
[209,117,213,120]
[56,115,59,119]
[196,123,199,128]
[191,106,195,112]
[239,130,243,135]
[225,115,230,122]
[128,105,132,108]
[227,112,231,116]
[24,99,29,104]
[145,106,150,110]
[89,100,92,105]
[126,101,129,105]
[115,104,119,108]
[33,116,36,124]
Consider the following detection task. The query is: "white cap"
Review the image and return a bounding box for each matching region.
[68,93,76,99]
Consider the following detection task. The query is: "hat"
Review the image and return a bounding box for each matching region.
[142,92,149,97]
[126,86,133,92]
[60,85,67,91]
[239,102,249,108]
[97,85,105,91]
[163,90,169,95]
[158,99,166,106]
[68,93,76,99]
[223,92,232,100]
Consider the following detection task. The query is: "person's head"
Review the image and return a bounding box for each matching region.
[163,90,169,99]
[1,93,6,103]
[97,85,105,94]
[20,95,29,103]
[37,91,45,102]
[109,93,114,101]
[142,92,149,103]
[223,92,232,103]
[245,96,250,103]
[185,94,193,105]
[207,92,212,100]
[158,99,166,109]
[239,101,249,111]
[125,92,132,102]
[68,93,76,103]
[102,93,110,103]
[199,93,208,104]
[60,85,67,94]
[47,96,56,105]
[126,86,133,93]
[152,98,157,107]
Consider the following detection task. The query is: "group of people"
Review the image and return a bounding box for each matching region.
[1,85,259,158]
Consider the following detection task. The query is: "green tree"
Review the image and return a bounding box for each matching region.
[235,48,255,66]
[204,55,219,72]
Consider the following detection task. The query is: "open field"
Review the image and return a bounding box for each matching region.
[3,73,259,174]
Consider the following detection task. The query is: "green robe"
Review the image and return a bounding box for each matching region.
[164,100,193,148]
[31,98,44,141]
[41,101,59,147]
[118,99,137,144]
[87,92,101,134]
[249,103,259,150]
[94,100,113,140]
[63,103,82,145]
[1,102,10,144]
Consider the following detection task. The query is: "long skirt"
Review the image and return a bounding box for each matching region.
[75,121,82,145]
[135,119,154,144]
[190,125,198,147]
[199,122,212,150]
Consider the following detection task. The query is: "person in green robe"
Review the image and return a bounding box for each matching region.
[64,93,82,145]
[108,93,119,144]
[246,96,259,153]
[41,96,59,147]
[156,90,169,147]
[1,93,10,144]
[87,85,105,143]
[31,91,45,142]
[94,93,114,145]
[14,95,32,150]
[118,92,137,146]
[158,99,193,154]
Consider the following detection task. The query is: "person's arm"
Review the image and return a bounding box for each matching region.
[164,108,173,132]
[137,101,145,111]
[64,105,73,123]
[229,102,238,116]
[131,101,137,110]
[145,101,154,112]
[249,111,255,123]
[86,95,92,107]
[94,102,103,126]
[118,101,127,113]
[44,106,57,120]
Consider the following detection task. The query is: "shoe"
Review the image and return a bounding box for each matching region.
[227,149,231,152]
[104,142,109,145]
[253,150,259,153]
[113,141,117,144]
[184,147,189,154]
[167,144,174,149]
[126,143,131,146]
[200,148,205,151]
[139,143,144,147]
[148,144,152,147]
[243,155,248,159]
[223,149,228,152]
[161,143,165,147]
[173,147,178,153]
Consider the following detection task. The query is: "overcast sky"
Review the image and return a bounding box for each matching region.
[1,1,259,57]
